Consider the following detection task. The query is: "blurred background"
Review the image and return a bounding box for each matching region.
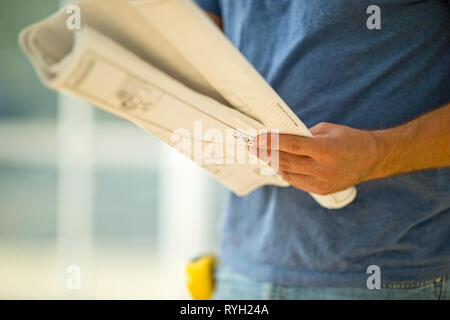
[0,0,227,299]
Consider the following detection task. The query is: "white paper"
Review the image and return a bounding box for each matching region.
[19,0,357,208]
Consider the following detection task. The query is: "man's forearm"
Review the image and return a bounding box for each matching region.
[370,103,450,180]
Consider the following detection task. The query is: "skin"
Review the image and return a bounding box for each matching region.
[205,12,223,29]
[204,12,450,195]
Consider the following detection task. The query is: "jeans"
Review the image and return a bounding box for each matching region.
[213,265,450,300]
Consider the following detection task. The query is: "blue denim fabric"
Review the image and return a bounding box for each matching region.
[213,265,450,300]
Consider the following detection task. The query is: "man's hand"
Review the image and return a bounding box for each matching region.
[250,122,379,195]
[250,103,450,195]
[203,11,223,29]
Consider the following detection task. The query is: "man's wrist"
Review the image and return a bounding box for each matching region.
[368,128,404,181]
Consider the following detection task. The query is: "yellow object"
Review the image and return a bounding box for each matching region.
[185,255,217,300]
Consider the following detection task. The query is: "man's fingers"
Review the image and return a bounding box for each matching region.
[277,151,316,175]
[254,133,317,156]
[278,171,329,195]
[278,171,316,193]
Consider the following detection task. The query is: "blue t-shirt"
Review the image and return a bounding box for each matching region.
[195,0,450,287]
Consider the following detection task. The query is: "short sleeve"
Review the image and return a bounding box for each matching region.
[193,0,221,16]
